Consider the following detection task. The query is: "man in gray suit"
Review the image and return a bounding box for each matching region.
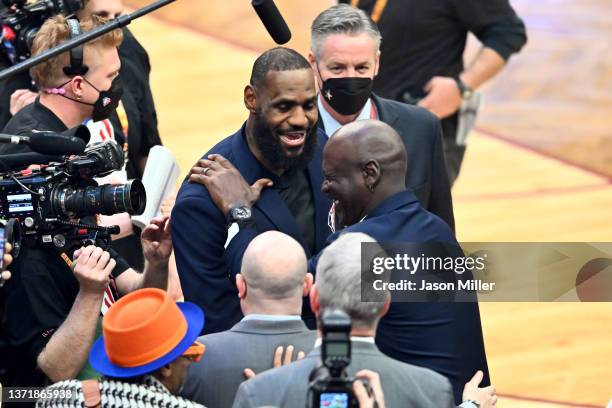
[232,232,456,408]
[181,231,316,407]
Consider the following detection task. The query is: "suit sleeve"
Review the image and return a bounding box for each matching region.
[171,194,242,334]
[428,116,456,232]
[232,382,256,408]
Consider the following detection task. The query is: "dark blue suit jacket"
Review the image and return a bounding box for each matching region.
[171,124,331,335]
[310,190,489,404]
[318,94,455,231]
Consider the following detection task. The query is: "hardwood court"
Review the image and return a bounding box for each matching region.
[124,1,612,406]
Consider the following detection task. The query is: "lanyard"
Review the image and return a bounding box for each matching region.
[350,0,389,23]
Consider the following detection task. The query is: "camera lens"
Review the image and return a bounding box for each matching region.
[55,179,147,217]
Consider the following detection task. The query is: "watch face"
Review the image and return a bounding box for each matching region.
[232,206,252,220]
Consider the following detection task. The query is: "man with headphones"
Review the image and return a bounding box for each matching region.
[0,16,173,388]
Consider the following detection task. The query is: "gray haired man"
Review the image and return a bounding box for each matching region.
[309,4,455,231]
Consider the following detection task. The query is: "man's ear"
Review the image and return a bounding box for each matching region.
[380,292,391,318]
[158,363,172,379]
[363,159,381,190]
[309,284,320,315]
[303,272,314,297]
[236,274,247,299]
[244,84,257,114]
[69,76,84,98]
[308,52,323,91]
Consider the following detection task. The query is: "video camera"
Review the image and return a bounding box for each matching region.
[1,0,83,64]
[0,132,146,255]
[308,309,360,408]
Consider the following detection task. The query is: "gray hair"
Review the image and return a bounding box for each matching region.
[311,4,382,59]
[315,232,388,329]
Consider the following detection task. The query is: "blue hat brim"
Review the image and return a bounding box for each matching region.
[89,301,204,378]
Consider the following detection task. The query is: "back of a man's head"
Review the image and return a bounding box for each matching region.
[315,232,388,330]
[239,231,309,313]
[30,14,123,89]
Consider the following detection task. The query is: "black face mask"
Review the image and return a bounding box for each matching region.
[58,76,123,122]
[320,76,373,116]
[87,76,123,122]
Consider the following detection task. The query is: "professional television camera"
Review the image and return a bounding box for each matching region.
[308,309,377,408]
[0,136,146,254]
[1,0,84,64]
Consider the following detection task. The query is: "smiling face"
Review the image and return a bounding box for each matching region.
[321,138,369,228]
[249,69,319,171]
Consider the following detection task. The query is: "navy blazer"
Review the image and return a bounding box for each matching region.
[318,94,455,231]
[172,124,332,335]
[310,190,489,404]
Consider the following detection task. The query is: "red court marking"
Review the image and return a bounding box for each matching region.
[454,181,612,202]
[499,393,604,408]
[475,126,612,183]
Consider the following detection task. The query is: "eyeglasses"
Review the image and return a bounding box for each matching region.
[182,341,205,363]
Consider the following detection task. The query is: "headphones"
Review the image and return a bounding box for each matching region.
[62,18,89,77]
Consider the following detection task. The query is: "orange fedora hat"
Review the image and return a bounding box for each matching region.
[89,288,204,378]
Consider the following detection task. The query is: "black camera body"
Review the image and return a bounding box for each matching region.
[1,0,84,64]
[0,140,146,252]
[308,309,358,408]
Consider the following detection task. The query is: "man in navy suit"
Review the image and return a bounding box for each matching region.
[309,4,455,231]
[171,48,331,335]
[193,119,489,404]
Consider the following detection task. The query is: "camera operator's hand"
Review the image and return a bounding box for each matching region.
[463,370,497,407]
[141,215,172,266]
[243,345,305,379]
[10,89,37,116]
[189,154,273,217]
[73,245,115,294]
[354,370,385,408]
[0,242,14,287]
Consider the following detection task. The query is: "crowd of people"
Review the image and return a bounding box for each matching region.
[0,1,526,407]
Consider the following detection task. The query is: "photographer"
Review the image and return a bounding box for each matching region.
[1,213,172,387]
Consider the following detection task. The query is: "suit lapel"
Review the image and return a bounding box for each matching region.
[372,94,399,128]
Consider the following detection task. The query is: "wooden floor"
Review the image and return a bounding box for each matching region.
[124,1,612,406]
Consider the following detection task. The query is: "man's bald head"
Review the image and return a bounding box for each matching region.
[321,120,409,228]
[240,231,308,304]
[330,119,407,182]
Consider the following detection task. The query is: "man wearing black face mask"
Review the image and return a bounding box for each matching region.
[309,4,455,232]
[0,16,123,152]
[0,16,174,389]
[172,47,331,335]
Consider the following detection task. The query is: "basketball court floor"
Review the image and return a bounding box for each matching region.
[124,1,612,406]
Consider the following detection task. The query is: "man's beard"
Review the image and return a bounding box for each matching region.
[252,112,318,172]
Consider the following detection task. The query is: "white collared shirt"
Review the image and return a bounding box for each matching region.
[314,336,376,348]
[241,314,302,322]
[318,95,372,137]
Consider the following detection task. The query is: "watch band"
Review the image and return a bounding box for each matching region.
[454,76,473,99]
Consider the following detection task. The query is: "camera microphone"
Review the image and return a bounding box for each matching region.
[0,125,89,156]
[251,0,292,45]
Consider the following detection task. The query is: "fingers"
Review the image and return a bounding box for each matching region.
[76,245,95,264]
[251,178,274,193]
[352,379,369,403]
[5,242,12,253]
[207,154,233,169]
[468,370,484,386]
[86,246,104,269]
[103,258,117,276]
[243,368,256,380]
[283,345,294,365]
[273,345,283,368]
[296,350,305,360]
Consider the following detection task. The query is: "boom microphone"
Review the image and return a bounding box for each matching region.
[251,0,292,45]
